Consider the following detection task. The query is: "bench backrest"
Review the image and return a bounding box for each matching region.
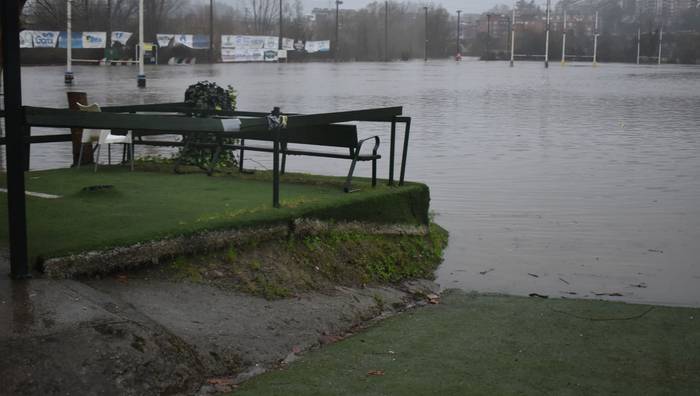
[284,124,358,148]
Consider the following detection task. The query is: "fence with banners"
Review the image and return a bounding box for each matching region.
[220,35,331,62]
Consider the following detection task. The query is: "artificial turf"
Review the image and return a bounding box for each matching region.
[0,166,429,259]
[234,291,700,395]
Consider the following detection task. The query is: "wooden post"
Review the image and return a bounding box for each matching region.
[67,91,93,166]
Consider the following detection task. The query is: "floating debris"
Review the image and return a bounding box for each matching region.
[559,277,570,285]
[528,293,549,299]
[527,273,539,278]
[479,268,494,275]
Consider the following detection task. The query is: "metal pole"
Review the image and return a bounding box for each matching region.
[137,0,146,87]
[657,26,662,65]
[544,0,550,68]
[592,11,598,66]
[65,0,73,84]
[561,9,566,64]
[424,6,428,61]
[278,0,283,50]
[107,0,112,48]
[210,0,215,62]
[510,4,515,66]
[1,0,31,279]
[486,14,491,59]
[636,27,641,64]
[335,0,342,62]
[385,1,389,61]
[456,10,461,59]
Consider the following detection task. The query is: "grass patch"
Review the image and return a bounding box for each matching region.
[233,291,700,395]
[0,166,429,264]
[130,223,448,300]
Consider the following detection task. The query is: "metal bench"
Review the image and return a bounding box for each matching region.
[167,124,380,192]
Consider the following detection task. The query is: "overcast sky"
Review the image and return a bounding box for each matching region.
[215,0,516,16]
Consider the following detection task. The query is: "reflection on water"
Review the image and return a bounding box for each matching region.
[7,59,700,306]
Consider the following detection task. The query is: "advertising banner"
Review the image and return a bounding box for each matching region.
[304,40,330,53]
[33,31,58,48]
[174,34,193,48]
[111,31,132,46]
[82,32,106,48]
[221,48,280,62]
[58,32,83,48]
[264,36,278,49]
[157,34,175,47]
[192,35,210,49]
[282,38,295,50]
[20,31,34,48]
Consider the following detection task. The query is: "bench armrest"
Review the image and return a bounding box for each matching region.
[357,135,380,157]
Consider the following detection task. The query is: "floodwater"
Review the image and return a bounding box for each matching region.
[3,59,700,307]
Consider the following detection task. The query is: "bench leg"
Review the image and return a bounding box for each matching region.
[281,143,287,175]
[174,134,191,174]
[372,158,377,187]
[238,139,245,172]
[344,155,360,193]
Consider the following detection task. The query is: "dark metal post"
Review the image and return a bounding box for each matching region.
[1,0,31,279]
[456,10,461,58]
[384,1,389,62]
[272,130,280,208]
[389,118,396,185]
[210,0,215,63]
[335,0,342,61]
[399,117,411,186]
[279,0,283,50]
[423,6,428,61]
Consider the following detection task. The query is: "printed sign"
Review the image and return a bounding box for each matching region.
[58,32,84,48]
[221,48,266,62]
[157,34,175,47]
[264,49,279,62]
[82,32,106,48]
[304,40,330,53]
[33,31,60,48]
[282,38,295,50]
[20,31,34,48]
[293,40,304,51]
[175,34,193,48]
[111,31,132,46]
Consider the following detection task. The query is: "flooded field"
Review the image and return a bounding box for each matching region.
[4,59,700,306]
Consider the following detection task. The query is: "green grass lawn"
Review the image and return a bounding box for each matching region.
[0,166,428,259]
[234,291,700,395]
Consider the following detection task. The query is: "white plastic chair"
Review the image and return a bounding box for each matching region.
[76,102,134,172]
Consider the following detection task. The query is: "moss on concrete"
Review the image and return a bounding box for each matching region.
[132,221,448,300]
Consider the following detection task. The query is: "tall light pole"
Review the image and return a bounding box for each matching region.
[544,0,550,68]
[636,26,641,64]
[210,0,215,62]
[456,10,461,59]
[424,6,428,61]
[65,0,73,84]
[657,25,663,65]
[137,0,146,87]
[335,0,342,62]
[561,9,566,65]
[278,0,283,50]
[592,11,598,66]
[486,13,491,60]
[510,4,515,67]
[384,0,389,61]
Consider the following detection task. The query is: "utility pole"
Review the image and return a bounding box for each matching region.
[561,9,566,65]
[65,0,73,84]
[278,0,283,50]
[544,0,550,68]
[385,1,389,61]
[335,0,342,61]
[210,0,215,63]
[592,11,598,66]
[138,0,146,87]
[456,10,461,59]
[657,25,663,65]
[107,0,112,49]
[424,6,429,61]
[636,26,641,64]
[510,5,515,67]
[486,13,491,60]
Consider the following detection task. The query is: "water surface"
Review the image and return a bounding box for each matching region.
[5,59,700,306]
